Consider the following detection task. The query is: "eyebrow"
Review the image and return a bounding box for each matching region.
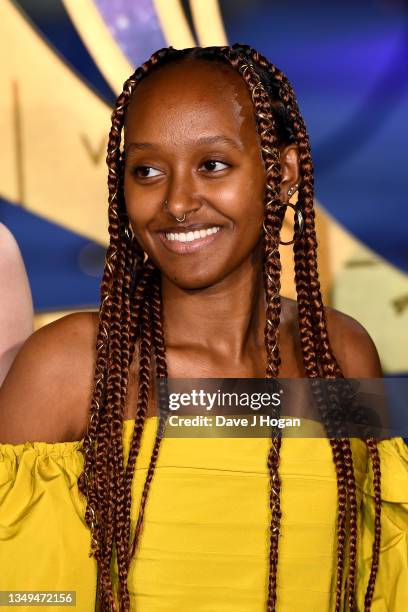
[125,135,243,153]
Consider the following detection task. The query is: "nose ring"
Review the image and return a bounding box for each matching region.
[164,200,187,223]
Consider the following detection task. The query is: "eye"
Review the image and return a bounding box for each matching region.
[131,165,163,179]
[200,159,230,172]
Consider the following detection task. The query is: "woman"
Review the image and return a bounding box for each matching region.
[0,222,33,385]
[0,45,407,611]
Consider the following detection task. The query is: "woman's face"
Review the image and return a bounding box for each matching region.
[123,59,269,289]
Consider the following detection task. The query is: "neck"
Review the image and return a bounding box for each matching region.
[161,250,267,363]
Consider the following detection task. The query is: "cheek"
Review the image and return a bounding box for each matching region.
[219,168,265,228]
[124,176,155,232]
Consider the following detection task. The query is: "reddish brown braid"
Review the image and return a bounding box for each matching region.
[218,49,284,609]
[274,58,381,611]
[127,272,168,564]
[229,44,354,610]
[77,47,174,610]
[78,45,382,611]
[238,43,382,609]
[262,53,359,609]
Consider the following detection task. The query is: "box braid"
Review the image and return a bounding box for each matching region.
[77,48,167,610]
[77,45,382,611]
[232,44,382,611]
[234,45,358,609]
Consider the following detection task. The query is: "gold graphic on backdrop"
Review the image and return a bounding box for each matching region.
[80,134,108,166]
[345,259,378,268]
[333,243,408,372]
[1,0,109,243]
[392,294,408,315]
[62,0,133,95]
[189,0,228,46]
[12,81,25,205]
[153,0,196,47]
[153,0,228,47]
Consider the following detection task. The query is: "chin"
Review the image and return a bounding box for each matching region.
[160,265,227,291]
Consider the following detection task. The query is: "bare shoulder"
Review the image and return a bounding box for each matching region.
[0,311,99,444]
[0,223,26,276]
[0,222,18,249]
[323,305,383,377]
[0,224,34,386]
[281,297,383,378]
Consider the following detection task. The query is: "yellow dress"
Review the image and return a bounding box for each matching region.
[0,417,407,611]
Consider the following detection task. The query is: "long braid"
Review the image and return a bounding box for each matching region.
[364,438,382,610]
[244,45,376,610]
[114,258,156,609]
[277,70,358,609]
[224,46,372,610]
[123,288,153,537]
[95,79,138,610]
[271,62,363,610]
[111,233,134,609]
[223,51,284,610]
[78,45,181,610]
[127,272,168,563]
[231,45,351,610]
[283,68,360,611]
[112,53,176,610]
[102,238,129,609]
[266,48,383,610]
[78,75,137,608]
[291,224,350,611]
[104,191,152,609]
[120,260,156,548]
[290,209,349,611]
[238,44,380,610]
[293,224,349,611]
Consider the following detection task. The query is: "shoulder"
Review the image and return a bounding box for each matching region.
[0,223,28,276]
[0,223,26,277]
[0,224,34,385]
[323,305,383,377]
[0,222,17,248]
[0,311,99,443]
[282,297,383,377]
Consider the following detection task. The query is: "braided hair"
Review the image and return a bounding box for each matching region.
[77,44,382,611]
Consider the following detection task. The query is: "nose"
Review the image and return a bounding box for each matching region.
[164,171,202,221]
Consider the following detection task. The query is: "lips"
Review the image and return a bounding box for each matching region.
[157,223,220,233]
[157,226,223,254]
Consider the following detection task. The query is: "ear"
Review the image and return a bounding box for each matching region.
[279,144,300,202]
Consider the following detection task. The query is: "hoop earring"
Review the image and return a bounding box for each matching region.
[279,204,304,246]
[262,204,304,245]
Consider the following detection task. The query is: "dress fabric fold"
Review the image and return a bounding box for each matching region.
[1,418,407,611]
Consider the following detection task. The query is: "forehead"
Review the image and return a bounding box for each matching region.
[124,59,258,145]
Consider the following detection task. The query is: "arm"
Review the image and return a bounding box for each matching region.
[0,223,34,385]
[0,311,98,443]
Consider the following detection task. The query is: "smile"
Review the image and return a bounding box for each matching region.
[158,226,222,254]
[166,226,220,242]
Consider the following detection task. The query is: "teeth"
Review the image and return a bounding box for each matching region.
[165,226,221,242]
